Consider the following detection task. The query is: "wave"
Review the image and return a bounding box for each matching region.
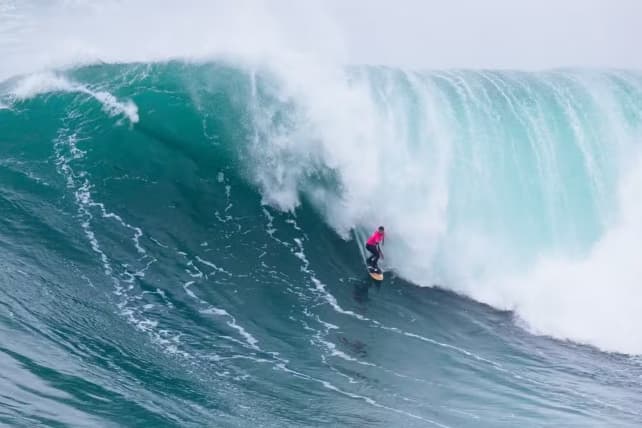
[2,61,642,356]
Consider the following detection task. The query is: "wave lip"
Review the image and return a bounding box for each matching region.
[8,72,139,123]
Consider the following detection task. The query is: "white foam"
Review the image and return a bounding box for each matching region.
[10,72,139,123]
[53,126,193,360]
[195,256,233,276]
[483,158,642,354]
[183,281,197,300]
[88,89,139,123]
[200,307,229,316]
[227,318,259,350]
[199,307,259,350]
[291,236,371,321]
[273,363,448,427]
[11,72,76,98]
[319,339,375,366]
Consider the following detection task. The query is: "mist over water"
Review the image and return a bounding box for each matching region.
[2,1,642,426]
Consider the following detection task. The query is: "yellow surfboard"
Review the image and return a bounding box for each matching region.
[367,266,384,281]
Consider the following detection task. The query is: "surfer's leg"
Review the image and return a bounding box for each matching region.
[366,244,378,266]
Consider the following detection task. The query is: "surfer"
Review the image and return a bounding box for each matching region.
[365,226,385,269]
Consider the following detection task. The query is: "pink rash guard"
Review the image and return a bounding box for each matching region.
[366,230,384,246]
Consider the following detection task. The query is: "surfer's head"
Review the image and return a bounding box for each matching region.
[378,226,384,232]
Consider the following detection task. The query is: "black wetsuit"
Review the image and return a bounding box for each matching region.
[366,243,380,267]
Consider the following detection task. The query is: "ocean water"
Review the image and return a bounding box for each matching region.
[1,60,642,428]
[2,3,642,427]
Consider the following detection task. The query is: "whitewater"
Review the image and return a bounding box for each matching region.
[1,1,642,426]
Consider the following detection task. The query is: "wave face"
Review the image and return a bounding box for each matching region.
[1,62,642,427]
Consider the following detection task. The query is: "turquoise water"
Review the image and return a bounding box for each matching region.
[1,62,642,427]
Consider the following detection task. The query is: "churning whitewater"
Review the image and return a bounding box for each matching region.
[2,1,642,426]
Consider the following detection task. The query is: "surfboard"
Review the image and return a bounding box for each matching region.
[367,266,384,281]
